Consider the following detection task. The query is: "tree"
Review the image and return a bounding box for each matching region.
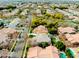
[0,20,4,27]
[58,6,68,10]
[55,41,66,51]
[54,13,64,19]
[51,37,57,45]
[38,42,49,48]
[59,52,67,58]
[65,48,75,58]
[31,13,64,34]
[41,9,46,14]
[51,5,57,10]
[6,5,16,9]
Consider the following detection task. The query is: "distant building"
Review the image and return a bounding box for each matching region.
[46,9,55,15]
[20,9,29,16]
[3,9,19,17]
[36,9,42,16]
[8,18,21,28]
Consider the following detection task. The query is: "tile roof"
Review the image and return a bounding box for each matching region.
[58,27,76,34]
[27,46,59,58]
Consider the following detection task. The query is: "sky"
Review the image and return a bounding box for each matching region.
[0,0,79,5]
[0,0,79,2]
[1,0,79,1]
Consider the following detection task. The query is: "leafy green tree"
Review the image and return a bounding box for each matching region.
[6,5,16,9]
[41,9,46,14]
[59,52,67,58]
[0,20,4,27]
[51,5,57,10]
[38,42,49,48]
[55,41,66,51]
[54,13,64,19]
[58,6,68,10]
[65,48,75,58]
[51,37,57,45]
[31,13,64,34]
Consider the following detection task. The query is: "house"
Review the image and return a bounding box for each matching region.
[0,28,18,48]
[0,49,9,58]
[64,33,79,47]
[33,25,48,34]
[58,27,79,47]
[28,34,51,46]
[28,25,51,46]
[58,27,76,35]
[27,46,59,58]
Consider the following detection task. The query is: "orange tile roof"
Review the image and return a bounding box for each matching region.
[27,46,59,58]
